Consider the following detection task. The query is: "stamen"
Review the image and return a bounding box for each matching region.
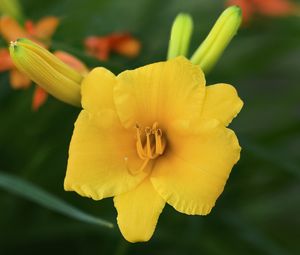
[155,128,164,155]
[145,127,153,159]
[152,122,159,130]
[129,122,167,176]
[10,40,18,47]
[125,157,150,176]
[135,122,166,161]
[135,124,147,160]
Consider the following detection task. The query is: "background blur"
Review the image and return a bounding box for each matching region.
[0,0,299,254]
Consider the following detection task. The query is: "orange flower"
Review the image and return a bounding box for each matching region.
[85,33,141,61]
[25,17,59,42]
[0,16,88,110]
[227,0,299,23]
[0,48,14,72]
[0,47,31,88]
[0,15,59,89]
[32,86,48,111]
[53,51,89,76]
[0,16,59,47]
[252,0,299,16]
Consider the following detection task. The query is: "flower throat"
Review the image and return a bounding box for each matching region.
[126,122,166,175]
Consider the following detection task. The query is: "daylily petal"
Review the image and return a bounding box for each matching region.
[151,123,241,215]
[32,86,48,111]
[0,49,14,71]
[0,16,28,42]
[10,69,31,89]
[114,57,206,129]
[201,83,243,126]
[114,178,165,242]
[33,16,59,40]
[65,110,150,200]
[24,20,35,36]
[54,51,89,75]
[81,67,116,113]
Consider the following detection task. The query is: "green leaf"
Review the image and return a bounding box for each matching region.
[0,171,114,229]
[242,138,300,178]
[222,211,286,255]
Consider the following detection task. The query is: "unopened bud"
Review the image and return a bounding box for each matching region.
[9,38,82,107]
[167,13,193,60]
[190,6,242,73]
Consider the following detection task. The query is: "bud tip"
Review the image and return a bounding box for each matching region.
[10,40,18,48]
[229,5,242,16]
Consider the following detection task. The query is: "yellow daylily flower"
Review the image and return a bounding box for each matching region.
[64,56,243,242]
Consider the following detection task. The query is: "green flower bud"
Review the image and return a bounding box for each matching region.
[190,6,242,73]
[167,13,193,60]
[9,38,82,107]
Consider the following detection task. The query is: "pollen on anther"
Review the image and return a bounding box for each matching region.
[10,41,18,47]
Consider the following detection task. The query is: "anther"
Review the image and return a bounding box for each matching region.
[144,127,152,158]
[135,126,147,160]
[154,129,164,155]
[10,40,18,47]
[152,122,159,130]
[135,122,166,160]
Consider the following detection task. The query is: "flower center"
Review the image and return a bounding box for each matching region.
[125,122,166,176]
[135,122,166,160]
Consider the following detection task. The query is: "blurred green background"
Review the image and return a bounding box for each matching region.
[0,0,299,254]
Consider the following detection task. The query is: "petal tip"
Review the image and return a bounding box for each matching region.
[115,214,155,243]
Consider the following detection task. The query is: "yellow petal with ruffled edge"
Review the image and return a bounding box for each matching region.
[81,67,116,113]
[64,110,150,200]
[114,178,165,242]
[114,56,206,129]
[151,123,241,215]
[201,83,243,126]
